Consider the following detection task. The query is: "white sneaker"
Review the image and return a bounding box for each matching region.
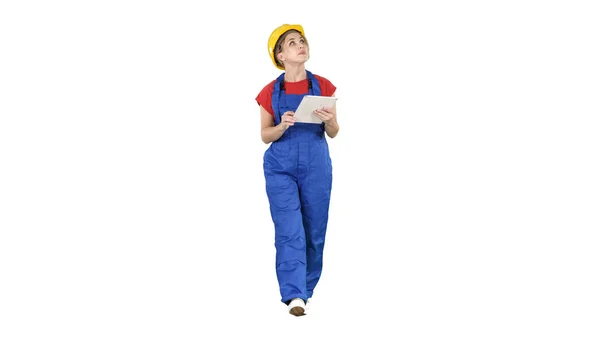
[306,299,311,311]
[287,298,306,316]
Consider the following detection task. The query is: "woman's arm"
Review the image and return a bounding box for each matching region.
[260,106,296,144]
[315,95,339,138]
[324,107,339,138]
[260,106,283,144]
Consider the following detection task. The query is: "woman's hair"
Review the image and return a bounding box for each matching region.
[274,29,309,68]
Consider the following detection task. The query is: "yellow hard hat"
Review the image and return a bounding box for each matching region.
[268,24,305,70]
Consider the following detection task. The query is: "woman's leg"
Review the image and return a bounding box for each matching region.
[265,171,309,304]
[298,141,333,298]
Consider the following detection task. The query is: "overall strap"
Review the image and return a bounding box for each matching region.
[305,70,322,96]
[271,72,286,125]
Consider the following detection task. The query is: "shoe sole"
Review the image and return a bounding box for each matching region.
[289,306,305,316]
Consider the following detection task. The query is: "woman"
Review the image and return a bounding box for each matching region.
[255,24,339,316]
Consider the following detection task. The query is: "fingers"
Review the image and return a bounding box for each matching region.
[313,108,333,121]
[315,108,334,116]
[280,113,296,129]
[282,111,296,126]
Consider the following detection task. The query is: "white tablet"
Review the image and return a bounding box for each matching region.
[293,95,338,124]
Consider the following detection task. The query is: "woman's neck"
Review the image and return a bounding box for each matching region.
[284,65,307,82]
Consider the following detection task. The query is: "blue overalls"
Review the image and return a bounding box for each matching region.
[263,70,333,304]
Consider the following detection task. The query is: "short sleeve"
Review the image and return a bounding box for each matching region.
[314,75,337,97]
[256,80,276,116]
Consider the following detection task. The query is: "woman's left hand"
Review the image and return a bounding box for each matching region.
[314,107,337,125]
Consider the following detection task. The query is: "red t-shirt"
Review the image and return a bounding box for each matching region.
[255,74,336,118]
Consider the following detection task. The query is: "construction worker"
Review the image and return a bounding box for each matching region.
[255,24,339,316]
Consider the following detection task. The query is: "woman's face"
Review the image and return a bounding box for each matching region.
[278,32,309,67]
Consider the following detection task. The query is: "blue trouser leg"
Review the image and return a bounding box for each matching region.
[265,171,308,304]
[298,139,332,298]
[302,198,330,298]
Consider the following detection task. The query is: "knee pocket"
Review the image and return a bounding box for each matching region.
[276,259,306,271]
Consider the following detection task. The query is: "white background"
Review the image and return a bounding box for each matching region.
[1,0,599,336]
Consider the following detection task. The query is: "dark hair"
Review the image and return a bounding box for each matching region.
[274,29,309,68]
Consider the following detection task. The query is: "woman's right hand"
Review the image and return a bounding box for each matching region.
[278,111,296,131]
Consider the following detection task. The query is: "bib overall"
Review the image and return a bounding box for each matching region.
[263,70,333,304]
